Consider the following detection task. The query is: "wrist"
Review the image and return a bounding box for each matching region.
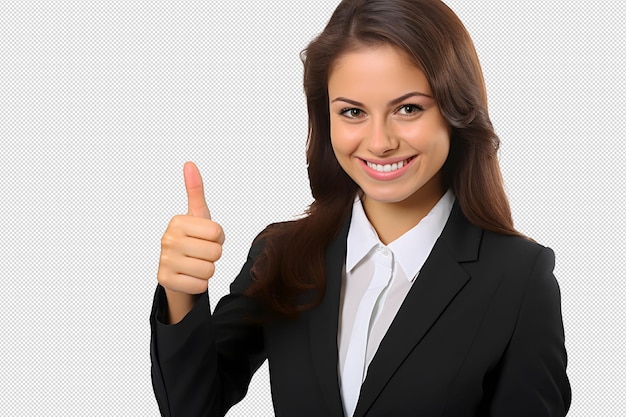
[163,288,201,324]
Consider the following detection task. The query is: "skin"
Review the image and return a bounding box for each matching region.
[158,44,451,323]
[157,162,224,324]
[328,44,451,244]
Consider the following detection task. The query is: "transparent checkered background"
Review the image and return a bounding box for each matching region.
[0,1,623,415]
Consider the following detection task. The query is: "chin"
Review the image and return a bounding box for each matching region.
[360,187,416,205]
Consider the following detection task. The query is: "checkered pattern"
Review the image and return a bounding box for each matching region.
[0,1,623,415]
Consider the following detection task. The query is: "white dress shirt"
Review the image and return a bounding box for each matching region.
[338,189,455,416]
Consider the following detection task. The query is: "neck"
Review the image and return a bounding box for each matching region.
[362,178,446,245]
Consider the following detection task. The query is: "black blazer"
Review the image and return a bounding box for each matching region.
[150,203,571,416]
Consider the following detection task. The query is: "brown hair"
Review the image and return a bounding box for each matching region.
[246,0,521,318]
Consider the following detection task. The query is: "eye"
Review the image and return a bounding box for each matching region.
[397,104,424,116]
[340,108,364,119]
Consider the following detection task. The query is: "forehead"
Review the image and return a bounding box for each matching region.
[328,44,431,97]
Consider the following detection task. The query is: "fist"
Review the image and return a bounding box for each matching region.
[157,162,225,295]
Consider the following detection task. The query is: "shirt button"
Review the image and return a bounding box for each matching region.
[381,248,390,256]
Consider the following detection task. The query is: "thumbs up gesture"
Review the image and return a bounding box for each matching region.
[184,161,212,219]
[157,162,225,323]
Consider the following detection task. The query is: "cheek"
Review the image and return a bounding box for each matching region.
[403,122,450,160]
[429,114,452,158]
[330,118,360,157]
[431,129,451,158]
[425,135,450,170]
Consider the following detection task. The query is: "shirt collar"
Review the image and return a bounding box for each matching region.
[346,189,455,281]
[345,197,380,272]
[388,189,455,281]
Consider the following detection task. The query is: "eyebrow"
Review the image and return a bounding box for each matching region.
[330,91,433,107]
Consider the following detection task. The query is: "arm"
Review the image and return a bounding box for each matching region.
[487,247,571,416]
[150,162,266,416]
[150,239,267,417]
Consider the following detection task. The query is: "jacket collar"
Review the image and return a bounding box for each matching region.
[308,201,482,416]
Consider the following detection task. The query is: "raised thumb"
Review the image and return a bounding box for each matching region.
[183,161,211,219]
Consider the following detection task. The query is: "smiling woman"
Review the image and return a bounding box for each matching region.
[150,1,571,416]
[328,44,451,243]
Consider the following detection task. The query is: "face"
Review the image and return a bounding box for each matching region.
[328,44,450,211]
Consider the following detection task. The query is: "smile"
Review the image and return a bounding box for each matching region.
[365,156,415,173]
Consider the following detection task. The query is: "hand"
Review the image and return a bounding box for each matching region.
[157,162,225,316]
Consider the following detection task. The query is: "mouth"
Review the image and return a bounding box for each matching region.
[364,156,416,173]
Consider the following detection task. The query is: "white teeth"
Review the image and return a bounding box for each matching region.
[367,158,411,172]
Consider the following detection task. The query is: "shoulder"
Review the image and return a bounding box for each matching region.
[480,230,555,272]
[444,202,558,293]
[229,221,297,292]
[482,229,551,255]
[468,230,559,309]
[443,203,555,274]
[249,220,297,253]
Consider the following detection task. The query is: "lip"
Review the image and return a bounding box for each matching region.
[362,156,414,165]
[359,155,417,181]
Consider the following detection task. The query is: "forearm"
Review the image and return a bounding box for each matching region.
[151,287,221,416]
[151,285,265,416]
[163,287,200,324]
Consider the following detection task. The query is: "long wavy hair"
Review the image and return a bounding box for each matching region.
[246,0,521,318]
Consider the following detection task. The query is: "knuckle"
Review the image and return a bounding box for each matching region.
[160,233,175,248]
[160,254,175,269]
[157,270,173,287]
[212,244,223,260]
[209,222,223,239]
[205,262,216,278]
[169,215,186,230]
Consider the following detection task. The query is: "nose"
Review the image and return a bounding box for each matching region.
[366,118,397,155]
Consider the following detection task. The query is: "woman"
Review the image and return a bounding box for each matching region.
[150,0,571,416]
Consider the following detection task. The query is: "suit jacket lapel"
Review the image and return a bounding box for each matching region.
[354,202,482,417]
[309,214,352,416]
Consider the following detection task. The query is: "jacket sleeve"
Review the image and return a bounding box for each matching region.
[150,238,267,417]
[487,247,571,416]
